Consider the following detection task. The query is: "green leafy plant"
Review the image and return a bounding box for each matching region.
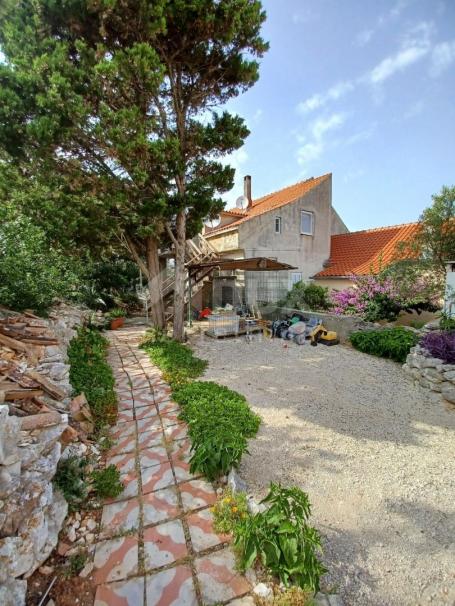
[67,552,87,576]
[280,281,331,311]
[173,381,260,480]
[54,456,88,512]
[234,484,326,592]
[350,327,418,363]
[212,488,249,534]
[440,312,455,331]
[106,307,126,319]
[91,465,124,499]
[68,327,117,434]
[141,336,207,388]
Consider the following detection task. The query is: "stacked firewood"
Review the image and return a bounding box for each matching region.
[0,311,68,416]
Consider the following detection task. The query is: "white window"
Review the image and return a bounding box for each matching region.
[300,211,314,235]
[291,272,302,285]
[275,216,282,234]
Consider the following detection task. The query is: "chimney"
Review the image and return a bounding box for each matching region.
[244,175,252,209]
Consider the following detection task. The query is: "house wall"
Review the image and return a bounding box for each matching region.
[331,208,349,235]
[205,230,240,254]
[238,176,333,281]
[314,277,353,291]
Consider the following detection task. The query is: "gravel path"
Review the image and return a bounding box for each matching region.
[191,334,455,606]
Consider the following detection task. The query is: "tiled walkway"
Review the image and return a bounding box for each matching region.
[93,327,252,606]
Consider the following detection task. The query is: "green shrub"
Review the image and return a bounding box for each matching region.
[234,484,326,592]
[68,327,117,433]
[91,465,123,499]
[0,209,80,313]
[350,327,418,363]
[440,312,455,331]
[54,456,88,511]
[141,336,207,387]
[280,281,330,311]
[172,381,260,480]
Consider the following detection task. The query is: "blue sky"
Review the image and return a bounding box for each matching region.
[223,0,455,231]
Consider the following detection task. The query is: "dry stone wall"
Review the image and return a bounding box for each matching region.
[403,344,455,404]
[0,305,88,605]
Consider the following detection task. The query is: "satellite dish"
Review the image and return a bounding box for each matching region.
[204,215,221,229]
[236,195,248,210]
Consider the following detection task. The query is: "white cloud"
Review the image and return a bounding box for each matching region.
[430,40,455,76]
[367,21,433,84]
[354,0,411,47]
[297,113,347,169]
[297,80,354,114]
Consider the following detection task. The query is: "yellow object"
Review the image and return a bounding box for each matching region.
[309,324,339,346]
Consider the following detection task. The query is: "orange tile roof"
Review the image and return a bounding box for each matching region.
[207,173,331,235]
[314,222,420,278]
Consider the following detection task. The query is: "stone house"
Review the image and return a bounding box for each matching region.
[202,173,348,307]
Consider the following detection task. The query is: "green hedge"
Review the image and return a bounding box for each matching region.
[350,327,418,363]
[141,335,208,388]
[68,327,117,432]
[141,334,260,480]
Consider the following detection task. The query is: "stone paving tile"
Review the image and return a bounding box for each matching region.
[100,497,140,536]
[168,438,192,464]
[93,535,139,584]
[139,446,169,471]
[196,548,250,603]
[142,487,180,526]
[109,420,136,439]
[137,429,163,451]
[145,566,197,606]
[94,576,145,606]
[187,508,230,553]
[106,470,139,504]
[136,417,162,434]
[179,479,217,512]
[141,461,175,494]
[107,451,136,474]
[164,423,188,442]
[101,328,252,606]
[134,405,159,420]
[143,520,188,570]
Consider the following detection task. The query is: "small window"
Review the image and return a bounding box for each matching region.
[300,211,314,235]
[275,216,282,234]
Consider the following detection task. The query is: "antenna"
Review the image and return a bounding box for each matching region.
[204,215,221,228]
[236,195,248,210]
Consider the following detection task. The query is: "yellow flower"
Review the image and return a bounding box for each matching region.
[223,497,231,504]
[210,507,215,512]
[231,506,238,513]
[241,513,247,518]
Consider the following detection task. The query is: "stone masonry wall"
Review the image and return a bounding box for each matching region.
[403,344,455,405]
[0,305,88,605]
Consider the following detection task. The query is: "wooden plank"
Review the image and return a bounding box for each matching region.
[24,370,66,401]
[22,337,59,345]
[5,389,44,401]
[0,332,28,352]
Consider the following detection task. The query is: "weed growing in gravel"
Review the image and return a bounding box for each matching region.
[212,488,249,534]
[67,552,87,576]
[91,465,123,499]
[54,456,88,511]
[234,484,326,592]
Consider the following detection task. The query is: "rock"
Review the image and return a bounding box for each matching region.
[0,578,27,606]
[60,426,78,445]
[422,369,443,383]
[442,370,455,381]
[38,565,54,575]
[79,562,94,578]
[67,527,77,543]
[247,495,267,515]
[47,600,56,606]
[57,541,71,556]
[85,533,95,544]
[86,518,97,531]
[49,363,69,382]
[227,468,248,493]
[441,384,455,404]
[0,406,21,466]
[253,582,272,598]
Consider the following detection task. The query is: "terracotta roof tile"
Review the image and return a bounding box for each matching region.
[207,173,331,235]
[314,222,420,278]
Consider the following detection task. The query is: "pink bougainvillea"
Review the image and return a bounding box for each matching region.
[331,275,402,321]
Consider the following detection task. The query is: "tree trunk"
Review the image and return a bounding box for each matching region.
[173,209,187,341]
[146,235,165,329]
